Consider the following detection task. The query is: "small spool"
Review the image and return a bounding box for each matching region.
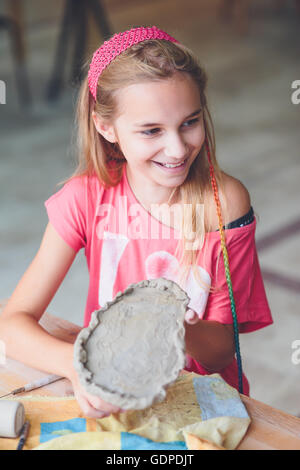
[0,400,25,438]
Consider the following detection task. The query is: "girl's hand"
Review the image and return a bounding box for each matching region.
[69,309,199,417]
[184,308,200,325]
[70,368,125,419]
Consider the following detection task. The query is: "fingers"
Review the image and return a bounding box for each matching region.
[79,391,127,418]
[185,308,200,325]
[76,393,122,419]
[87,393,122,415]
[71,371,125,418]
[79,395,111,419]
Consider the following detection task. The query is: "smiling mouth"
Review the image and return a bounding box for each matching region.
[152,158,188,168]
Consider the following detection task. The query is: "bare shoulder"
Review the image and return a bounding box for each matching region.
[205,171,251,231]
[220,171,251,223]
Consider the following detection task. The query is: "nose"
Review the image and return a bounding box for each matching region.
[164,132,187,160]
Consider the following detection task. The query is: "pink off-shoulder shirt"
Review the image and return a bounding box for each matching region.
[45,164,273,395]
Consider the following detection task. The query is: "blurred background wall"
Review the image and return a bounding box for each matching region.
[0,0,299,414]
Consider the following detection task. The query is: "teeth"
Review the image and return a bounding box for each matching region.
[162,160,185,168]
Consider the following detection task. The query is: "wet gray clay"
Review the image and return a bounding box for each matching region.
[73,277,190,410]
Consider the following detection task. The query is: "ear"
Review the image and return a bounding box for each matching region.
[92,111,117,143]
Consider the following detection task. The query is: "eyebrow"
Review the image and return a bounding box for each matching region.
[134,108,202,128]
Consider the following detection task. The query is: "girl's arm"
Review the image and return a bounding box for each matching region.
[184,316,235,371]
[0,222,77,377]
[0,222,123,418]
[184,173,251,371]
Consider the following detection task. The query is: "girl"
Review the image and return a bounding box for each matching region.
[0,26,273,418]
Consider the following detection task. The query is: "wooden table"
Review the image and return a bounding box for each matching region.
[1,311,300,450]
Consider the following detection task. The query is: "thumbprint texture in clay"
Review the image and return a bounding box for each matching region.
[73,277,190,410]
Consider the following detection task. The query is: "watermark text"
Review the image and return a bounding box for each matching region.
[0,80,6,104]
[291,340,300,365]
[96,198,205,250]
[291,80,300,104]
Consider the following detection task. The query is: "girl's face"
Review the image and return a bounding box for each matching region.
[94,72,205,203]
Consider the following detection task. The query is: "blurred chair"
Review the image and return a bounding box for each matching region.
[219,0,300,35]
[275,0,300,12]
[219,0,249,34]
[46,0,112,102]
[0,0,32,107]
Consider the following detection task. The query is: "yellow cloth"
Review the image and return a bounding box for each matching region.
[0,373,250,450]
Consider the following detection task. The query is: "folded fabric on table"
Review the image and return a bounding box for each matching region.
[0,372,250,450]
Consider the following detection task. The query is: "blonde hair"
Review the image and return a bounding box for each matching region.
[61,39,225,292]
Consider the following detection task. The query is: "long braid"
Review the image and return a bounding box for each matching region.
[205,139,243,394]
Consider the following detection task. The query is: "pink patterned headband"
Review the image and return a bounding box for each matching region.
[88,26,180,101]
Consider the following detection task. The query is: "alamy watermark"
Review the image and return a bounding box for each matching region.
[0,80,6,104]
[291,340,300,365]
[95,198,205,250]
[291,80,300,105]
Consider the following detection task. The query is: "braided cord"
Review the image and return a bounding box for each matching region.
[205,140,243,394]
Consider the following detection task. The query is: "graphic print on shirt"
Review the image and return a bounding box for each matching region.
[145,250,211,317]
[98,233,211,318]
[98,231,130,307]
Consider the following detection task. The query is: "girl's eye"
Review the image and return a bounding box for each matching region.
[182,118,200,127]
[141,128,160,136]
[141,118,200,137]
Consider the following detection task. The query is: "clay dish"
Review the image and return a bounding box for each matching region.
[74,277,189,410]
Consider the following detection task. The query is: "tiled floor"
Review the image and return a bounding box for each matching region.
[0,1,299,415]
